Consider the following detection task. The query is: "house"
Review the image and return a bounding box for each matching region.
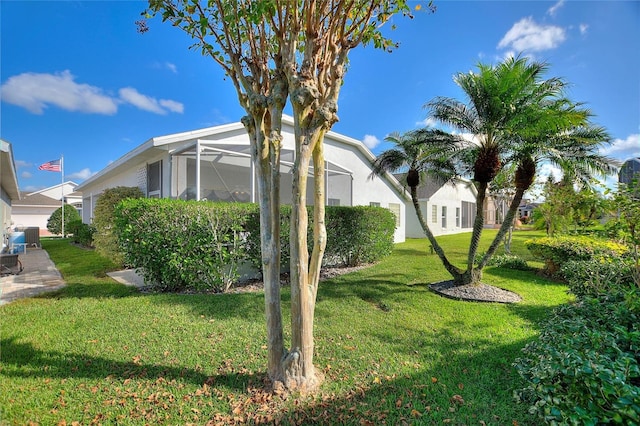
[517,200,540,223]
[395,174,479,238]
[76,116,408,243]
[11,182,82,236]
[1,139,20,247]
[619,157,640,185]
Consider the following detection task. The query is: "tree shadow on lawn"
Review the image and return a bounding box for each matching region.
[317,275,431,309]
[0,336,255,392]
[252,329,535,425]
[39,279,140,301]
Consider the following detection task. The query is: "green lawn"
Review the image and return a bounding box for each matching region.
[0,230,570,425]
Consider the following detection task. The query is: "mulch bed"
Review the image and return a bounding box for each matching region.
[429,280,522,303]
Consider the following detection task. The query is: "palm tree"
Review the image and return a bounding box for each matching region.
[376,56,615,286]
[370,129,464,278]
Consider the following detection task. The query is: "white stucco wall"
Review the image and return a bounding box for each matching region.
[406,181,477,238]
[80,153,167,222]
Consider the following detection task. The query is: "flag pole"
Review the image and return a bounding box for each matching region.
[61,155,64,238]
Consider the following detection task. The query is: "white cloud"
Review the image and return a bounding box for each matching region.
[0,70,118,115]
[547,0,564,17]
[1,70,184,116]
[159,99,184,113]
[153,62,178,73]
[599,134,640,161]
[537,162,563,182]
[21,171,32,179]
[579,24,589,35]
[67,168,95,181]
[119,87,184,115]
[498,17,566,52]
[416,117,437,127]
[362,134,381,150]
[15,160,31,169]
[165,62,178,74]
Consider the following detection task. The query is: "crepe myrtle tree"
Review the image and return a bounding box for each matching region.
[141,0,433,393]
[373,56,616,287]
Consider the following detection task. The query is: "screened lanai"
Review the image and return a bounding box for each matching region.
[169,140,353,206]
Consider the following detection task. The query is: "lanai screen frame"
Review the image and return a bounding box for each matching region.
[169,140,353,206]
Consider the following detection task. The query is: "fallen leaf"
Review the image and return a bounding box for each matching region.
[450,394,465,405]
[458,383,464,390]
[431,377,438,383]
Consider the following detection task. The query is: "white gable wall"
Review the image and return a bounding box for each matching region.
[406,181,477,238]
[81,151,168,223]
[322,135,406,242]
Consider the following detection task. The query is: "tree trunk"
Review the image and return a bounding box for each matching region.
[409,185,463,281]
[479,157,536,270]
[450,181,489,286]
[478,186,527,269]
[283,118,326,392]
[242,113,286,384]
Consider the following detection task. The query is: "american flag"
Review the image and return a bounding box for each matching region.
[38,159,62,172]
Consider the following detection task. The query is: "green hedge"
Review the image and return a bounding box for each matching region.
[525,235,628,276]
[93,186,145,267]
[245,205,396,271]
[115,200,395,291]
[114,199,256,292]
[67,220,95,248]
[514,292,640,424]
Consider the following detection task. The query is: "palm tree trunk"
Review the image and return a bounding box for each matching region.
[478,187,526,269]
[465,181,488,283]
[410,186,463,280]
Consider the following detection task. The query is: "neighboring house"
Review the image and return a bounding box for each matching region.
[12,182,81,236]
[619,157,640,185]
[77,116,408,243]
[517,201,539,222]
[1,139,20,247]
[395,174,478,238]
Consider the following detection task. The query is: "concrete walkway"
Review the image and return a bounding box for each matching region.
[0,248,66,306]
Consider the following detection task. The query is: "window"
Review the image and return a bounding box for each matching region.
[388,203,401,227]
[432,205,438,223]
[328,198,340,206]
[370,202,380,207]
[147,160,162,198]
[461,201,476,228]
[441,206,447,228]
[456,207,460,227]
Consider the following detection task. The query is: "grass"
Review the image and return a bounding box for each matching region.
[0,230,570,425]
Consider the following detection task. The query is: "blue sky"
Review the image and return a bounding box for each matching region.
[1,0,638,193]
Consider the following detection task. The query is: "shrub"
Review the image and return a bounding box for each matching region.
[476,253,531,271]
[67,220,95,247]
[245,205,396,271]
[326,206,396,266]
[115,198,256,293]
[525,235,628,276]
[93,186,144,267]
[47,205,81,236]
[560,258,636,299]
[514,292,640,425]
